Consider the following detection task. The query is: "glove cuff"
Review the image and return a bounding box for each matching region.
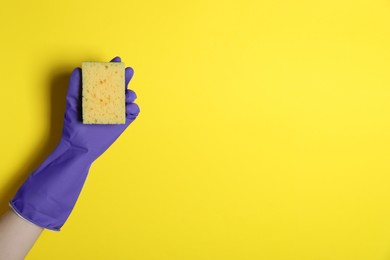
[9,139,93,231]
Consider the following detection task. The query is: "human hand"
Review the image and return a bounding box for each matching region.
[63,56,140,161]
[10,56,140,231]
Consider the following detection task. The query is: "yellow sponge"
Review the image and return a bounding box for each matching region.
[82,62,125,124]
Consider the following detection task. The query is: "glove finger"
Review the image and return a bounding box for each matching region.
[110,56,121,62]
[125,67,134,87]
[66,68,82,102]
[126,89,137,103]
[126,103,140,119]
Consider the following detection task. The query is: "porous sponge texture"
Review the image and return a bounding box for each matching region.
[82,62,125,124]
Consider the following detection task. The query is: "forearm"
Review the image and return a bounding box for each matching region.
[0,209,43,260]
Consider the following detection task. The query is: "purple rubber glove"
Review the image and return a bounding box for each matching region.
[9,56,140,231]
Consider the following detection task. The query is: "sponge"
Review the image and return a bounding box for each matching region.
[82,62,126,124]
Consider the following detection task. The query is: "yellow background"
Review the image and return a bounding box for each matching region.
[1,0,390,259]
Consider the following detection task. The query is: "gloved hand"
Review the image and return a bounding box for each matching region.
[9,56,140,231]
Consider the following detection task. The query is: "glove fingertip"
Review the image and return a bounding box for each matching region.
[125,89,137,103]
[126,103,140,119]
[110,56,121,62]
[125,67,134,87]
[70,67,82,79]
